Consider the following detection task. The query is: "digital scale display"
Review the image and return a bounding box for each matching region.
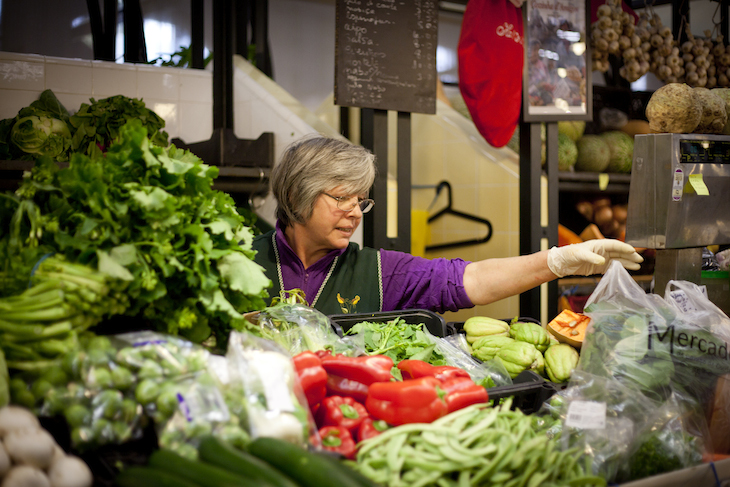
[679,138,730,163]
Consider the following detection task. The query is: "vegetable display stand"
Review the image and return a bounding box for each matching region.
[328,309,448,337]
[485,370,561,414]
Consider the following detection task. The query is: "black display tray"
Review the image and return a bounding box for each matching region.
[328,309,448,337]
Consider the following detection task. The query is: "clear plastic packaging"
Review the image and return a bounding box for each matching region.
[224,331,319,447]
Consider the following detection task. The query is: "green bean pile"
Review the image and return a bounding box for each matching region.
[353,399,607,487]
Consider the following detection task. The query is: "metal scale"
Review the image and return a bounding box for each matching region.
[626,133,730,314]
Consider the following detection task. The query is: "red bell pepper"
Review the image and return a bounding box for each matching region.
[397,359,471,382]
[320,354,394,385]
[365,376,448,426]
[440,376,489,413]
[316,395,368,433]
[357,416,389,442]
[292,351,328,408]
[319,426,357,459]
[326,374,370,404]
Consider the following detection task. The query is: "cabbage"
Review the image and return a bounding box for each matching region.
[10,115,72,160]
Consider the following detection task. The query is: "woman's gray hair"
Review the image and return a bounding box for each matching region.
[270,134,376,227]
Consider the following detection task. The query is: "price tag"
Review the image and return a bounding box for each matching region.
[565,400,606,429]
[672,168,684,202]
[598,173,609,191]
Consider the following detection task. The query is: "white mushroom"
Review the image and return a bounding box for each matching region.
[47,455,93,487]
[0,441,10,477]
[0,407,40,438]
[1,466,51,487]
[3,428,56,470]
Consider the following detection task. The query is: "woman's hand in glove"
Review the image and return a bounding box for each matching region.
[546,240,643,278]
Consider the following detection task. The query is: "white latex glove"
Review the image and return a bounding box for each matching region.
[547,240,644,278]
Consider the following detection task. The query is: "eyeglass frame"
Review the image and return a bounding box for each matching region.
[323,193,375,214]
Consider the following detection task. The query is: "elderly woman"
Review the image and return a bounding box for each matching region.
[252,135,643,315]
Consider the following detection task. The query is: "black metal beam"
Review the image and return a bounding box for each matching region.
[191,0,205,69]
[123,0,147,63]
[519,122,543,319]
[213,0,234,131]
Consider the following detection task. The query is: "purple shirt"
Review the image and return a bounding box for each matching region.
[274,222,474,313]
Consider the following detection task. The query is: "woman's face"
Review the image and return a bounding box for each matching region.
[303,187,366,250]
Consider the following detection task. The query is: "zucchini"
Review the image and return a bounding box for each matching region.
[247,437,362,487]
[148,448,274,487]
[197,435,299,487]
[115,466,201,487]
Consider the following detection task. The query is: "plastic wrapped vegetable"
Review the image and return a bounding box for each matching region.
[225,332,317,447]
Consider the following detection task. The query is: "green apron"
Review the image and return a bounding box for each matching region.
[252,230,383,315]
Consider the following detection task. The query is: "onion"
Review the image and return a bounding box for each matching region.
[594,205,614,227]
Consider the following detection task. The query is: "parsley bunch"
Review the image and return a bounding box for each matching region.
[1,120,270,347]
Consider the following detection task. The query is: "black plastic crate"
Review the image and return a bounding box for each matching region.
[328,309,448,338]
[486,370,560,415]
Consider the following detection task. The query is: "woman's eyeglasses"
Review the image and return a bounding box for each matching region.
[323,193,375,214]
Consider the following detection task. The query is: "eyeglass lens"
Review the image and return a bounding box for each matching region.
[338,196,373,213]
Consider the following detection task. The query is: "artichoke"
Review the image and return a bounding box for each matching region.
[544,344,579,383]
[463,316,509,343]
[495,341,544,378]
[510,322,552,353]
[471,335,515,362]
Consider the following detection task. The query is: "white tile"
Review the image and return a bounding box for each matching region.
[136,66,180,101]
[179,102,213,144]
[179,70,211,102]
[145,101,179,139]
[44,57,92,94]
[0,90,42,119]
[92,62,137,98]
[0,59,44,91]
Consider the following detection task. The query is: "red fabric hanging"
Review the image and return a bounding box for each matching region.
[458,0,525,148]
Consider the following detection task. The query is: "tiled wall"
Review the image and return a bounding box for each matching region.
[0,51,214,145]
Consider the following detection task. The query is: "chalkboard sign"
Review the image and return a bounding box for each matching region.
[335,0,438,114]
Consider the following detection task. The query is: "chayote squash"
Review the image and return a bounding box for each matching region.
[471,335,515,362]
[510,322,552,353]
[463,316,510,343]
[495,341,543,378]
[544,343,579,383]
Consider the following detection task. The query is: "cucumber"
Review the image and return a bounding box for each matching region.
[247,437,362,487]
[197,435,299,487]
[148,448,274,487]
[313,453,382,487]
[115,466,201,487]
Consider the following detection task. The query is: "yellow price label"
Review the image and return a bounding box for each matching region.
[598,173,609,191]
[688,174,710,195]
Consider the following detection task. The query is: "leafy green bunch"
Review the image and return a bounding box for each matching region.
[1,120,271,346]
[69,94,169,158]
[0,89,73,161]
